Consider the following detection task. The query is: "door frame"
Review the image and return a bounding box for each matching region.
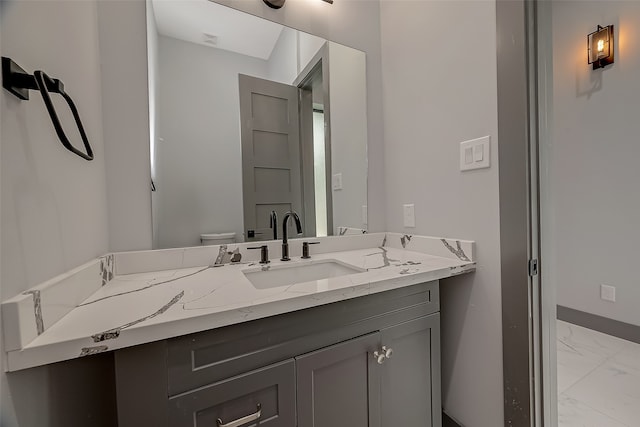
[294,44,334,236]
[496,0,552,425]
[532,0,557,425]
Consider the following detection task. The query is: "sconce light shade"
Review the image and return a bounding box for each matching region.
[588,25,614,70]
[263,0,285,9]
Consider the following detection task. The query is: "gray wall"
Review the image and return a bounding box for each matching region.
[547,1,640,327]
[379,1,504,425]
[0,1,115,425]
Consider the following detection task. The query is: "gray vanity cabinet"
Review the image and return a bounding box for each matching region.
[114,281,442,427]
[380,314,442,427]
[167,359,296,427]
[296,333,381,427]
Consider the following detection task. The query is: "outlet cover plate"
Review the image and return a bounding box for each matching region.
[403,204,415,228]
[332,173,343,190]
[601,284,616,302]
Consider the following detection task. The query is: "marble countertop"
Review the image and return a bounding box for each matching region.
[4,233,475,371]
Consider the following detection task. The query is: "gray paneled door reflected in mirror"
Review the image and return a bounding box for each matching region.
[147,0,368,249]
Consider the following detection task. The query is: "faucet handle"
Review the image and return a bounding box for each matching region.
[301,241,320,259]
[248,245,270,264]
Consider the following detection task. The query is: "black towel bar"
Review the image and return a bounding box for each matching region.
[2,57,94,161]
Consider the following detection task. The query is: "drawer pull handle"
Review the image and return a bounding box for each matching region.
[217,403,262,427]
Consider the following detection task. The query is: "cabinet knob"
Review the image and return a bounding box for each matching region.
[383,346,393,359]
[373,351,386,364]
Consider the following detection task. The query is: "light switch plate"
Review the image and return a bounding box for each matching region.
[403,204,415,228]
[460,136,490,171]
[601,284,616,302]
[332,173,343,190]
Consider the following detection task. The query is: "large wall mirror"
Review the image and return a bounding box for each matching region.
[147,0,368,249]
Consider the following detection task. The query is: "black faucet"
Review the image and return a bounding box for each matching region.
[270,210,278,240]
[281,211,303,261]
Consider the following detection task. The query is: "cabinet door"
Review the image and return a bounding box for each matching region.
[168,359,296,427]
[296,332,381,427]
[380,314,441,427]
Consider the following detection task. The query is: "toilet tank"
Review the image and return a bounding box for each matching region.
[200,232,237,246]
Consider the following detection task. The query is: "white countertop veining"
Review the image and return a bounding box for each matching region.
[3,234,475,371]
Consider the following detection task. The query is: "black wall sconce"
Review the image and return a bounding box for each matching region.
[588,25,614,70]
[263,0,285,9]
[263,0,332,9]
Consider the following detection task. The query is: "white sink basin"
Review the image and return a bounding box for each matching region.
[243,259,365,289]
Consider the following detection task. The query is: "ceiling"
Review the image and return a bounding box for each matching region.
[151,0,285,60]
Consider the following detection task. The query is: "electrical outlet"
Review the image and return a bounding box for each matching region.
[600,284,616,302]
[403,204,415,228]
[332,173,343,190]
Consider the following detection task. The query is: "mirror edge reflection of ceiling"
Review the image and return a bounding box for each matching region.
[151,0,285,60]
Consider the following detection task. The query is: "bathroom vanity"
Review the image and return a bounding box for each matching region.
[117,281,440,427]
[2,233,475,427]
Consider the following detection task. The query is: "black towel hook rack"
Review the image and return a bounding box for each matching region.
[2,57,94,161]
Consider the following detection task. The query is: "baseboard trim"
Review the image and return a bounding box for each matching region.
[443,411,463,427]
[557,305,640,345]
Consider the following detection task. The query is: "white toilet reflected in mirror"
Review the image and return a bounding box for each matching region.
[200,232,236,246]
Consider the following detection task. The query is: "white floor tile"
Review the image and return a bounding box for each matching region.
[614,342,640,372]
[556,320,627,393]
[564,359,640,427]
[556,338,605,394]
[557,321,630,358]
[558,394,629,427]
[557,320,640,426]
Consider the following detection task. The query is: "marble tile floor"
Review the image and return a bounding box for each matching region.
[557,320,640,427]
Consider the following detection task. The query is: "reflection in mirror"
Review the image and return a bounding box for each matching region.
[147,0,368,249]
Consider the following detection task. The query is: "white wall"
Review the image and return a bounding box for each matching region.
[99,0,153,253]
[379,1,503,425]
[1,1,115,425]
[147,0,161,249]
[328,42,368,231]
[155,36,269,248]
[268,27,298,84]
[267,26,326,85]
[298,31,325,73]
[548,1,640,326]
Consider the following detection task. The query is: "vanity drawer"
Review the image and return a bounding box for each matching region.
[167,281,439,395]
[168,358,296,427]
